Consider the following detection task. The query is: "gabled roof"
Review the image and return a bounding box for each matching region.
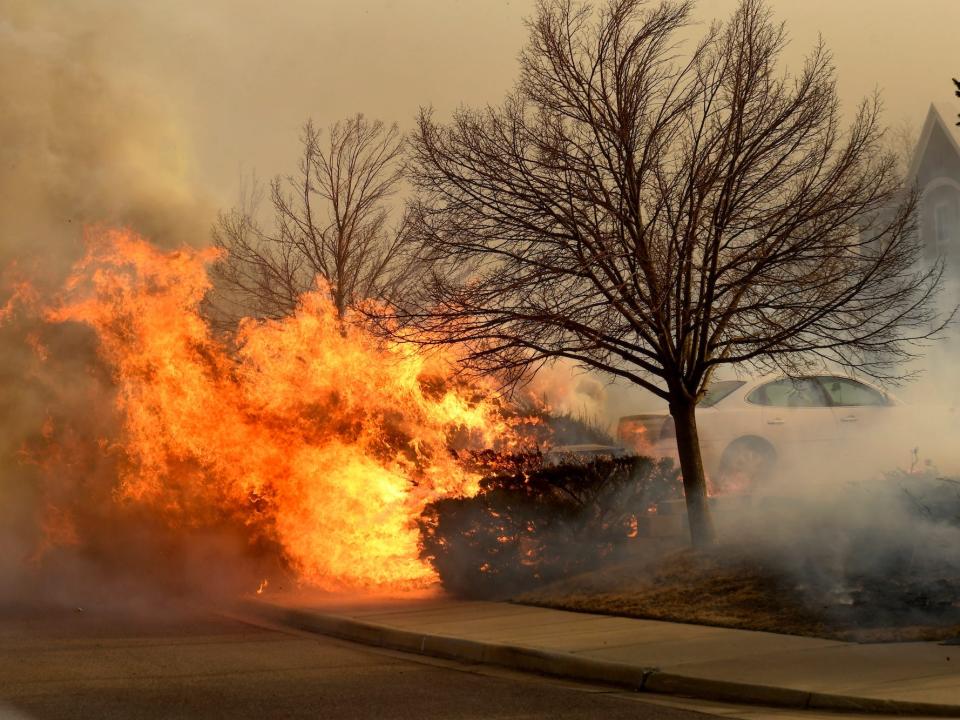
[906,104,960,183]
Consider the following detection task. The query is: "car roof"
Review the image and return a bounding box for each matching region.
[715,373,899,405]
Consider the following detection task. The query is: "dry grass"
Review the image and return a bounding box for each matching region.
[515,546,960,643]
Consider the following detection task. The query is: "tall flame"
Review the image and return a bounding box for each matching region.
[42,227,511,591]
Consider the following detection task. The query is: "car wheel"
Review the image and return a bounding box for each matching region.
[715,438,776,495]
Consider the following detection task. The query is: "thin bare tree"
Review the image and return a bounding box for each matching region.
[211,114,414,322]
[397,0,948,547]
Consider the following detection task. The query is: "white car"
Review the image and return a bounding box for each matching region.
[617,375,911,493]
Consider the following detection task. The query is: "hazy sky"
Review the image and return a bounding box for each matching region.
[14,0,951,209]
[4,0,959,416]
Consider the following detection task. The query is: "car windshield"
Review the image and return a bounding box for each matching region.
[699,380,746,407]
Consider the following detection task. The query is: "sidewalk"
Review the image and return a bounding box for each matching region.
[237,595,960,716]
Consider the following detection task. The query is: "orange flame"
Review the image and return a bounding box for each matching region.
[28,505,80,564]
[41,227,515,591]
[617,419,653,455]
[0,277,38,325]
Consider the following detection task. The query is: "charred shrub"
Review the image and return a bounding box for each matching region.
[418,452,680,598]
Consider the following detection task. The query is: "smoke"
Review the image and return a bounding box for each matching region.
[0,0,532,606]
[515,294,960,632]
[521,361,606,415]
[694,393,960,633]
[710,248,960,626]
[3,0,958,635]
[0,2,210,261]
[520,360,615,446]
[0,0,228,608]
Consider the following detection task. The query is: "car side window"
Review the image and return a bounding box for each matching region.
[817,377,887,406]
[746,378,828,407]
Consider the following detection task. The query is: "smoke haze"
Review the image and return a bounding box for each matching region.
[2,0,960,614]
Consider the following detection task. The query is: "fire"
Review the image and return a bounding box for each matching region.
[0,272,38,325]
[616,417,655,455]
[29,505,80,564]
[35,227,515,591]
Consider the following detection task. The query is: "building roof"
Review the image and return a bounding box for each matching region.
[906,104,960,185]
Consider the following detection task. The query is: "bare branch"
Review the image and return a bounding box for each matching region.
[209,114,421,324]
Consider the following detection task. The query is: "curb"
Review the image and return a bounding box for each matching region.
[235,599,960,717]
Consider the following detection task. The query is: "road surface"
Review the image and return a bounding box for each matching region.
[0,604,715,720]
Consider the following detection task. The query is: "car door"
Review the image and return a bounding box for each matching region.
[815,376,891,462]
[745,377,838,468]
[695,380,756,470]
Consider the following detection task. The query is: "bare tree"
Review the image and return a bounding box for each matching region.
[211,114,414,322]
[398,0,948,547]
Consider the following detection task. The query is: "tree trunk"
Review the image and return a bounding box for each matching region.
[670,397,716,548]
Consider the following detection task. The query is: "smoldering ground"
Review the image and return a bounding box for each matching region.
[692,390,960,634]
[693,272,960,629]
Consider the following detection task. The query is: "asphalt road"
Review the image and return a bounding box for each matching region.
[0,605,716,720]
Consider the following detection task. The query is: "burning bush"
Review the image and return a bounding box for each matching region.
[417,452,680,598]
[16,227,531,595]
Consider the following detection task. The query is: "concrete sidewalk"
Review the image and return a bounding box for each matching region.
[237,595,960,717]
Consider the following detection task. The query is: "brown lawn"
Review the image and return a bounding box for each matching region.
[515,545,960,643]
